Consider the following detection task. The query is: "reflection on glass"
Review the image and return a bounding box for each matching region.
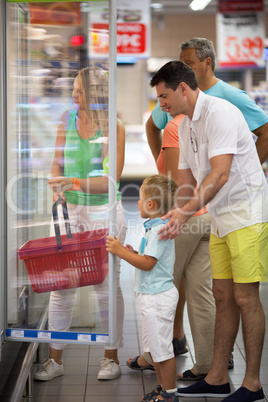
[6,2,125,346]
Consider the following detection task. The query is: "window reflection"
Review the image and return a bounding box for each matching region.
[7,2,112,342]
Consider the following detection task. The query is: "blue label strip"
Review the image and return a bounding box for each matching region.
[5,328,109,342]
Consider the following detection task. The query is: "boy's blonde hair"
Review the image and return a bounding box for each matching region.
[142,175,178,215]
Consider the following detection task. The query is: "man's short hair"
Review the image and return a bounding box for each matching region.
[180,37,216,71]
[150,60,198,91]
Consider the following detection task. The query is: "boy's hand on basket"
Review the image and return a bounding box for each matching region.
[48,177,73,193]
[106,236,123,256]
[125,244,134,252]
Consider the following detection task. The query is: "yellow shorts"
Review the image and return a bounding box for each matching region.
[209,223,268,283]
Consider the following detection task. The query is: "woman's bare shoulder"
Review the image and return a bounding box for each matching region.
[58,109,72,131]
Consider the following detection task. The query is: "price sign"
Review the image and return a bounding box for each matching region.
[217,12,265,67]
[90,0,150,59]
[117,24,146,53]
[224,36,263,62]
[92,23,146,54]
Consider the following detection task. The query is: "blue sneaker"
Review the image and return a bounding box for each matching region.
[153,389,179,401]
[177,378,231,398]
[221,386,264,401]
[141,384,162,401]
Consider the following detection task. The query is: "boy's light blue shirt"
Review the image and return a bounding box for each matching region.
[151,79,268,132]
[134,218,175,295]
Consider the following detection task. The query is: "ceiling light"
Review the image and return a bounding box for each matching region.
[189,0,213,11]
[151,3,163,9]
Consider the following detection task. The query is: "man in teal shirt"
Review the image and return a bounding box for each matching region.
[147,37,268,165]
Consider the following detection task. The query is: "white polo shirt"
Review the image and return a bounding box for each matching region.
[179,91,268,237]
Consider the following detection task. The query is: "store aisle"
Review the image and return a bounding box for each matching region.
[26,200,268,402]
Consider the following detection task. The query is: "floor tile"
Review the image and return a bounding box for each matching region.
[85,383,143,396]
[84,396,139,402]
[34,374,86,386]
[24,397,84,402]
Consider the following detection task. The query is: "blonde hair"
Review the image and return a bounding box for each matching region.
[142,175,178,215]
[77,66,109,157]
[77,67,109,137]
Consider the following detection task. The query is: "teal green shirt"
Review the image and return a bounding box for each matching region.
[151,79,268,132]
[64,109,121,206]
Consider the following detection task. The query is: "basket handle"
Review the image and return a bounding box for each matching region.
[52,195,72,247]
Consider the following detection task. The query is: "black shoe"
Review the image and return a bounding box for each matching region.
[173,336,188,356]
[228,352,234,370]
[177,379,231,398]
[221,386,264,401]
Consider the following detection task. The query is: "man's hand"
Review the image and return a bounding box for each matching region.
[106,235,123,256]
[158,209,188,240]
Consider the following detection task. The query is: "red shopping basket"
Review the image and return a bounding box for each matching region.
[18,198,109,293]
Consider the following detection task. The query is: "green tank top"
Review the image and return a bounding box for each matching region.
[64,109,121,206]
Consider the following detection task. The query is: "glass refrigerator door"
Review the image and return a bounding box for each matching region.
[0,0,7,358]
[5,0,118,347]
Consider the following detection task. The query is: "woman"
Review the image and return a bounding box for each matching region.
[34,67,127,382]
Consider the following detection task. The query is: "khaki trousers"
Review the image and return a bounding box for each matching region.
[174,213,215,374]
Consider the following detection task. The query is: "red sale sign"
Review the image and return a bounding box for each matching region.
[92,23,146,54]
[218,0,264,12]
[117,23,146,54]
[90,0,150,59]
[222,35,263,66]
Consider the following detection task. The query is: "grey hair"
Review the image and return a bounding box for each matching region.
[180,37,216,71]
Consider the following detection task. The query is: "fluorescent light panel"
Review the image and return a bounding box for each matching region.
[189,0,213,11]
[151,3,164,9]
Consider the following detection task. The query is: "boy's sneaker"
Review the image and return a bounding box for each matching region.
[157,389,179,401]
[142,384,162,401]
[222,386,265,402]
[177,378,231,398]
[34,358,63,381]
[97,357,121,380]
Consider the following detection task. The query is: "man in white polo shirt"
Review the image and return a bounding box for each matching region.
[150,60,268,402]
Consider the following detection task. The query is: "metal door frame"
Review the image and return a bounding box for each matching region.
[0,0,8,359]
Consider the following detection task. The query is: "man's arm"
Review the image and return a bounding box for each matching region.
[253,122,268,164]
[146,115,162,162]
[159,154,233,240]
[176,168,197,209]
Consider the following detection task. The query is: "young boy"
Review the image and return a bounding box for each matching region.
[106,175,179,402]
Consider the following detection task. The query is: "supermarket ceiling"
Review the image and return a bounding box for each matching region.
[150,0,268,14]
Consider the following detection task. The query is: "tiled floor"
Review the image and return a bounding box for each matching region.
[24,200,268,402]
